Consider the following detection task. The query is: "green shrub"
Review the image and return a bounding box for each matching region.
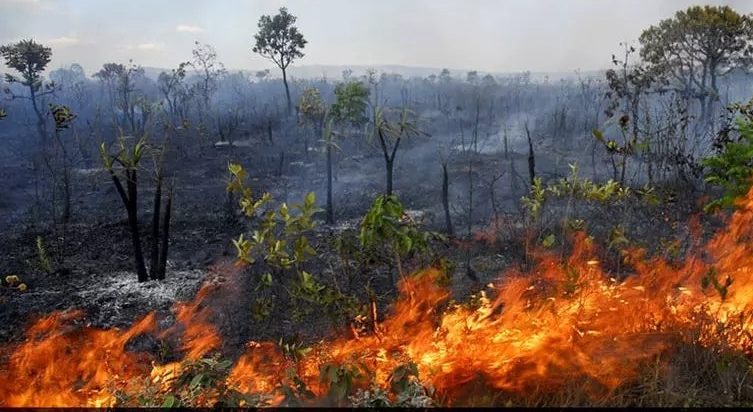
[703,116,753,211]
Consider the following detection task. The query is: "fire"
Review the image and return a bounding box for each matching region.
[3,189,753,406]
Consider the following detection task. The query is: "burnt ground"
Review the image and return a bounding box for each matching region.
[0,126,708,360]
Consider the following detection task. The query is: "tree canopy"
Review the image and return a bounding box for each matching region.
[330,81,370,126]
[639,6,753,102]
[252,7,307,71]
[0,39,52,90]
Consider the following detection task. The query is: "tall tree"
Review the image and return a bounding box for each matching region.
[253,7,307,116]
[639,5,753,126]
[94,61,144,135]
[297,87,325,160]
[1,39,54,143]
[158,62,191,125]
[190,42,224,123]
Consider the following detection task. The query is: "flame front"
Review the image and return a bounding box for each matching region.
[3,189,753,406]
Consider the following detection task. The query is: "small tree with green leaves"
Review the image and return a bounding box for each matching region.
[324,81,370,223]
[253,7,307,116]
[703,106,753,211]
[297,87,325,160]
[227,162,320,320]
[1,39,55,143]
[359,194,431,288]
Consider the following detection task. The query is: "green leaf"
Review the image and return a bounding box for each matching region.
[542,233,556,248]
[228,162,243,176]
[592,128,604,142]
[189,373,204,389]
[161,394,176,408]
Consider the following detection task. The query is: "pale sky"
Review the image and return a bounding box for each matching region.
[1,0,753,75]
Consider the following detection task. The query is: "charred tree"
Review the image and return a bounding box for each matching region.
[525,122,536,187]
[442,162,453,236]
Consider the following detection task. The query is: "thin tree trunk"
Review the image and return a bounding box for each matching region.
[282,68,292,116]
[525,123,536,187]
[386,159,393,196]
[157,186,172,280]
[267,120,273,144]
[126,170,148,282]
[150,166,163,280]
[326,144,334,224]
[442,163,453,235]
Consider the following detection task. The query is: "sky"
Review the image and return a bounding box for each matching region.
[1,0,753,76]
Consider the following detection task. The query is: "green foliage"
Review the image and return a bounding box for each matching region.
[359,194,429,259]
[252,7,307,70]
[118,355,268,407]
[227,162,361,324]
[227,163,318,271]
[0,39,52,89]
[592,128,633,155]
[100,136,148,171]
[277,336,312,362]
[639,6,753,93]
[330,81,370,126]
[703,117,753,211]
[349,363,434,407]
[608,224,631,250]
[522,164,636,220]
[320,363,365,402]
[541,233,556,248]
[368,106,425,142]
[49,104,76,131]
[521,177,546,219]
[297,87,325,125]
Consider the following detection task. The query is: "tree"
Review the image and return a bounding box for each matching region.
[1,39,54,143]
[49,63,86,86]
[369,106,427,195]
[359,194,430,289]
[100,137,173,282]
[604,42,653,184]
[157,62,191,124]
[703,100,753,211]
[49,104,77,223]
[100,137,149,282]
[639,5,753,127]
[253,7,307,116]
[94,61,144,134]
[327,81,370,223]
[298,87,326,160]
[190,42,225,123]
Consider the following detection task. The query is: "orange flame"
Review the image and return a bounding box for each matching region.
[3,188,753,406]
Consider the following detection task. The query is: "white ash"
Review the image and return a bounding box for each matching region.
[72,267,207,327]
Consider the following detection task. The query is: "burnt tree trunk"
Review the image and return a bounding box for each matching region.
[126,170,148,282]
[156,187,172,280]
[525,123,536,187]
[442,163,453,236]
[326,144,334,224]
[150,167,162,280]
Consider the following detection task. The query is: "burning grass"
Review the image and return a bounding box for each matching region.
[3,189,753,407]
